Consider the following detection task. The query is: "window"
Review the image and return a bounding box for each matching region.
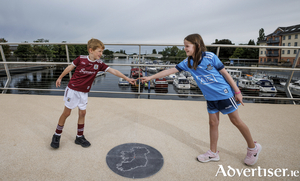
[283,43,285,46]
[282,50,285,54]
[294,50,297,54]
[288,43,291,46]
[295,34,298,39]
[288,35,291,39]
[261,51,263,55]
[283,36,286,40]
[295,42,298,46]
[287,50,290,54]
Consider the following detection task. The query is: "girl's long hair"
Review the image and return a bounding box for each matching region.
[184,34,207,70]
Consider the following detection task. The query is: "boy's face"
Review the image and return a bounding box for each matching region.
[184,40,195,57]
[89,47,103,60]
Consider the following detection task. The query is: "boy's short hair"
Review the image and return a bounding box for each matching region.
[87,38,105,51]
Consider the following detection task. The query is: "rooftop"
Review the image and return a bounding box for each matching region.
[1,94,299,180]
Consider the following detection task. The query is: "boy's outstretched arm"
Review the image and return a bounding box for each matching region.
[107,68,136,85]
[139,67,179,83]
[56,64,75,87]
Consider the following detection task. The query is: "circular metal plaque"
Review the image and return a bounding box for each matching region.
[106,143,164,179]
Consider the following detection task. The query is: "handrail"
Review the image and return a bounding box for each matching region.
[1,43,300,104]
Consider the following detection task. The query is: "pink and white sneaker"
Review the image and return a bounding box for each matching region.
[244,141,262,165]
[197,150,220,163]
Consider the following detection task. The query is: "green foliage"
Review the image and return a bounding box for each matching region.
[208,39,236,60]
[257,28,265,44]
[14,42,34,62]
[0,38,10,60]
[230,39,258,59]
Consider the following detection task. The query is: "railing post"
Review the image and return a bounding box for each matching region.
[284,49,300,105]
[0,45,11,94]
[138,45,141,99]
[65,44,72,79]
[216,46,220,57]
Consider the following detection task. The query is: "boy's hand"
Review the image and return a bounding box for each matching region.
[127,78,136,85]
[139,77,151,83]
[56,78,62,88]
[235,93,244,106]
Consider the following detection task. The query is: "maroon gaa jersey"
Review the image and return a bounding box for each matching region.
[67,55,109,92]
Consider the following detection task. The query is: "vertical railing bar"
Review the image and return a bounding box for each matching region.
[137,45,141,99]
[284,49,300,105]
[216,46,220,57]
[65,44,72,79]
[0,45,11,94]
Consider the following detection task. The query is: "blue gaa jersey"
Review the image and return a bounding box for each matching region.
[176,52,234,101]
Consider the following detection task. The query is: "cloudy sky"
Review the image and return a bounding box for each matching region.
[1,0,300,53]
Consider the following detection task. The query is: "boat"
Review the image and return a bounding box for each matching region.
[96,71,106,77]
[165,74,177,83]
[255,80,277,92]
[147,67,157,73]
[154,78,168,89]
[130,68,143,78]
[118,78,129,86]
[226,69,242,79]
[280,80,300,95]
[173,77,190,89]
[237,78,260,91]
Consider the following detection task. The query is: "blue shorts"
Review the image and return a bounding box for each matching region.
[207,96,240,114]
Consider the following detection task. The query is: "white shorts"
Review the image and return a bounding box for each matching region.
[64,87,88,110]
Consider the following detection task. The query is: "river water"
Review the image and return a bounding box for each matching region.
[0,58,299,104]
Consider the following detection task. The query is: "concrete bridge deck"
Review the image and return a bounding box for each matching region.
[0,94,299,180]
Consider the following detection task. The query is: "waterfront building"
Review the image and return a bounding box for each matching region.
[258,24,300,67]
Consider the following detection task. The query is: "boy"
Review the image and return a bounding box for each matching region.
[50,38,135,149]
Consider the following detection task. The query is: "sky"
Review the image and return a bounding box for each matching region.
[1,0,300,54]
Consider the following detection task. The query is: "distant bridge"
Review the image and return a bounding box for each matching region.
[112,53,163,60]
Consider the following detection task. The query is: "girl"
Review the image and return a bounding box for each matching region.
[139,34,261,165]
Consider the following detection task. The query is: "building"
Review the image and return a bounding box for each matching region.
[258,24,300,67]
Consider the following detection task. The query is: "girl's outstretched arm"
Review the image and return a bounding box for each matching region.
[139,67,179,83]
[219,68,244,106]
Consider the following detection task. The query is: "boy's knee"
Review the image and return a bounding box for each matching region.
[79,110,86,117]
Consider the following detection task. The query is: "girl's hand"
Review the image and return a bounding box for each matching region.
[139,77,151,83]
[235,92,244,106]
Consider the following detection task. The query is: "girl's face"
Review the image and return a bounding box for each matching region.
[184,40,195,57]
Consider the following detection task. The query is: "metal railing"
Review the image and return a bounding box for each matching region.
[1,42,300,104]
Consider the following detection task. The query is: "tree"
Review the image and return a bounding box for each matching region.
[0,38,10,61]
[32,39,53,61]
[257,28,265,45]
[14,42,34,62]
[152,49,157,54]
[208,39,236,61]
[230,39,258,59]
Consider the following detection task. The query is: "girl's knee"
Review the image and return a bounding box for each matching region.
[209,119,219,127]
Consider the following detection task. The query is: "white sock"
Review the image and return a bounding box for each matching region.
[248,145,257,150]
[76,135,82,138]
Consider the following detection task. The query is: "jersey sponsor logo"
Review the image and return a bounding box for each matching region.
[206,64,213,70]
[79,68,96,75]
[81,62,86,65]
[94,64,99,70]
[196,74,217,85]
